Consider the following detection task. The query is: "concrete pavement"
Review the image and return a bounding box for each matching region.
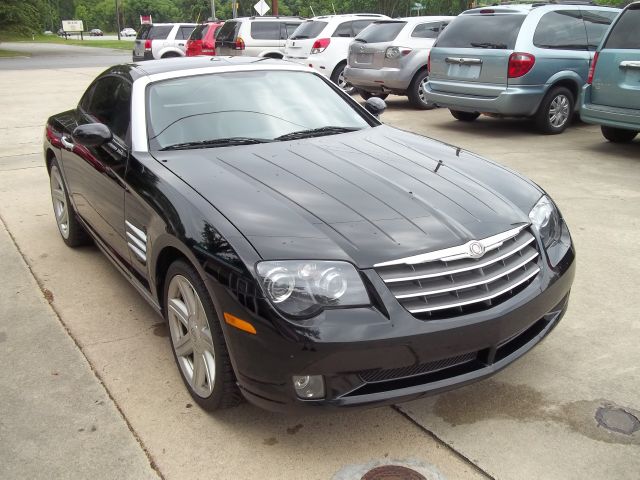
[0,46,639,479]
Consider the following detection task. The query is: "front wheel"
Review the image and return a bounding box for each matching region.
[331,63,355,95]
[358,90,389,101]
[49,158,91,247]
[407,70,435,110]
[601,126,638,143]
[534,86,574,134]
[164,260,242,411]
[450,110,480,122]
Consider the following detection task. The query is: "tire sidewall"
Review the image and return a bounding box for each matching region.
[537,87,574,134]
[408,70,434,110]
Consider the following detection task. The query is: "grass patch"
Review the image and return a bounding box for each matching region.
[0,49,28,58]
[0,33,133,50]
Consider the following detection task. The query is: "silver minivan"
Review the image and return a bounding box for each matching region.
[215,16,304,58]
[345,16,454,109]
[425,3,620,133]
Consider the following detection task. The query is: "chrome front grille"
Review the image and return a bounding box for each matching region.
[374,225,540,320]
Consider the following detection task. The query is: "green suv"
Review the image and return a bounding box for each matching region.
[580,2,640,143]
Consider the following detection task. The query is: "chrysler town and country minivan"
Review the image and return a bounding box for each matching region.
[425,3,620,134]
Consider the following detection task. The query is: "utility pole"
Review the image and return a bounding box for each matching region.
[115,0,121,40]
[211,0,216,19]
[273,0,278,15]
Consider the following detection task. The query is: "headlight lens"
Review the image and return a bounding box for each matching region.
[256,260,370,318]
[529,195,561,249]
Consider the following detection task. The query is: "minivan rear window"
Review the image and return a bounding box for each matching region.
[604,8,640,50]
[434,14,525,49]
[355,21,406,43]
[290,21,327,39]
[217,21,240,42]
[137,25,173,40]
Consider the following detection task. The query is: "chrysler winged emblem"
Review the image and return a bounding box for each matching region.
[468,241,485,259]
[359,45,365,52]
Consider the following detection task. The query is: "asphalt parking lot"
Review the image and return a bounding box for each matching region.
[1,44,639,480]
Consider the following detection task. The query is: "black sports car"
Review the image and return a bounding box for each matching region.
[43,57,575,412]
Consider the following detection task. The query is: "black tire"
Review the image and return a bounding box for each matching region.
[358,90,389,101]
[534,86,574,134]
[450,110,480,122]
[601,126,638,143]
[48,158,91,248]
[407,69,436,110]
[163,259,242,411]
[161,52,181,58]
[330,62,355,94]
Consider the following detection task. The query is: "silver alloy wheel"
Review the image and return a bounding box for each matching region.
[167,275,216,398]
[337,69,355,94]
[549,94,570,128]
[50,165,70,239]
[418,76,430,106]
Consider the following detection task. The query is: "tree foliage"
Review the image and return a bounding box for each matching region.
[2,0,633,35]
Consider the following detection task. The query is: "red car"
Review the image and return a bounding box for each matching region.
[186,21,224,56]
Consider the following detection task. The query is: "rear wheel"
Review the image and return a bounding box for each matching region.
[164,260,242,411]
[49,158,91,248]
[601,126,638,143]
[450,110,480,122]
[407,70,435,110]
[331,62,355,95]
[534,86,574,134]
[358,90,389,101]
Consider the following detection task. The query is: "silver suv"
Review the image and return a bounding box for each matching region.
[133,23,197,61]
[215,16,304,58]
[345,17,454,109]
[425,3,620,133]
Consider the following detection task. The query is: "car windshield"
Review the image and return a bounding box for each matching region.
[147,70,374,150]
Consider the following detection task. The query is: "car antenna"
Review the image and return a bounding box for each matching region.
[455,147,461,156]
[309,5,315,16]
[434,159,444,173]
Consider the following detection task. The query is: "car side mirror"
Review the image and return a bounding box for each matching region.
[72,123,112,147]
[364,97,386,117]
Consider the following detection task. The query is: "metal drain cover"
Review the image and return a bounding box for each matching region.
[361,465,427,480]
[596,406,640,435]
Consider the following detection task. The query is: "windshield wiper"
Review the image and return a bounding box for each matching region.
[275,126,362,142]
[470,42,508,49]
[160,137,272,151]
[353,38,367,43]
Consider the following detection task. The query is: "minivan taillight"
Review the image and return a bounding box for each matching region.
[144,39,152,51]
[311,38,330,54]
[587,51,599,84]
[508,52,535,78]
[235,37,245,50]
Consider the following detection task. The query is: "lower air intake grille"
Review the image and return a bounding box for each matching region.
[374,226,540,320]
[359,352,477,383]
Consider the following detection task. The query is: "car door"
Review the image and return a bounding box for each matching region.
[175,25,196,53]
[586,7,639,110]
[62,75,131,261]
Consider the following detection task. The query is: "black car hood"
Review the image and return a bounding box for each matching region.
[152,126,542,268]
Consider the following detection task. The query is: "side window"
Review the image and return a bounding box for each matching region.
[604,8,640,49]
[582,10,619,51]
[411,22,441,39]
[84,76,131,141]
[284,23,299,39]
[533,10,588,50]
[352,20,373,36]
[332,21,353,38]
[176,26,195,40]
[251,21,281,40]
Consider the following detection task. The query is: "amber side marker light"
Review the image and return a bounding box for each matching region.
[223,312,257,334]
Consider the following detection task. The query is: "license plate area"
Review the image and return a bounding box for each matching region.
[354,53,373,65]
[447,64,481,80]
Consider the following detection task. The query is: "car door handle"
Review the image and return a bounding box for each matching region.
[61,135,74,150]
[445,57,482,65]
[619,61,640,70]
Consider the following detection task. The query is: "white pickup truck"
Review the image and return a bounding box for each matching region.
[133,23,197,61]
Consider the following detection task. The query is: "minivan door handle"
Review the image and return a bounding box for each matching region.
[619,61,640,70]
[445,57,482,65]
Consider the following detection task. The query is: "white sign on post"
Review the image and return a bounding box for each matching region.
[62,20,84,32]
[253,0,270,16]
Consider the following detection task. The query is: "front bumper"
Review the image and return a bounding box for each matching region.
[425,80,546,117]
[344,65,411,93]
[211,242,575,412]
[580,85,640,131]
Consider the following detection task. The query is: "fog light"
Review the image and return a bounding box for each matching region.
[292,375,325,399]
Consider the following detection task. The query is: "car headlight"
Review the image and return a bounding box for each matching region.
[256,260,370,318]
[529,195,561,249]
